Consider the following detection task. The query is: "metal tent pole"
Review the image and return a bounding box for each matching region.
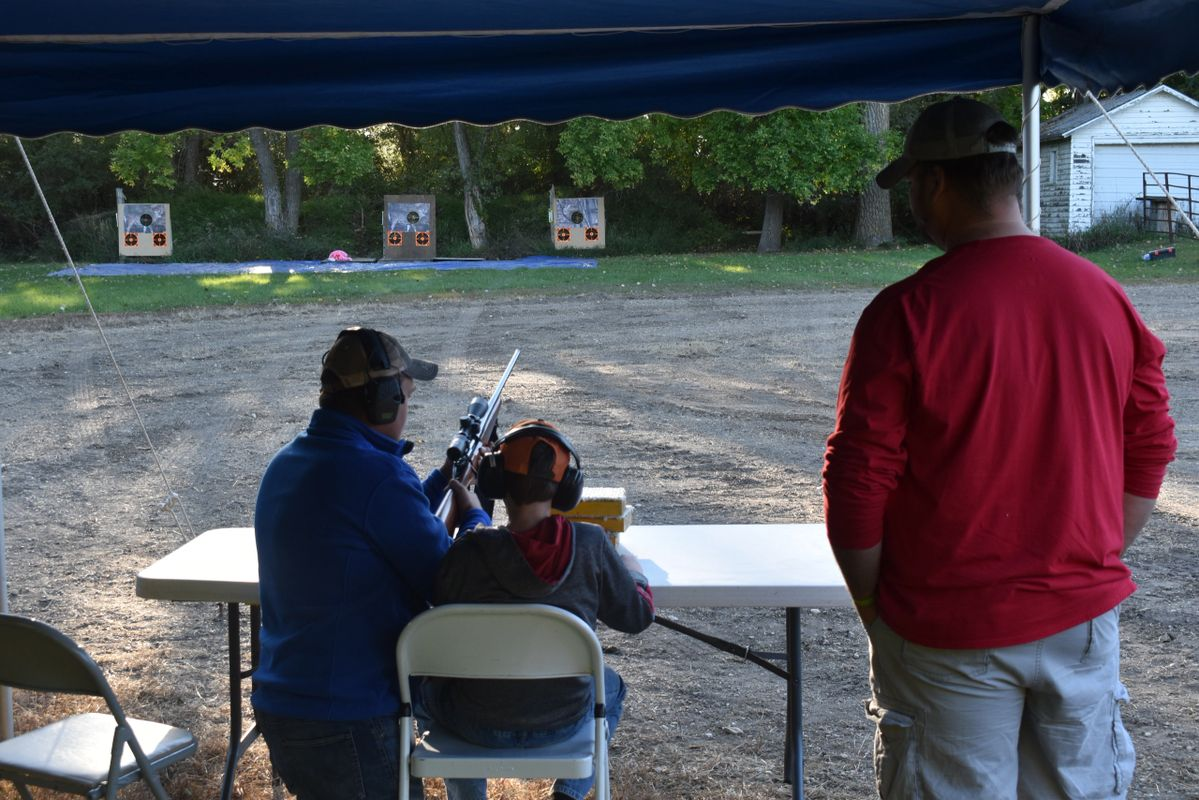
[1,465,11,740]
[1022,15,1042,234]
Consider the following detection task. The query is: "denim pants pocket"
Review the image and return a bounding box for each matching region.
[867,700,918,799]
[255,710,405,800]
[264,726,366,800]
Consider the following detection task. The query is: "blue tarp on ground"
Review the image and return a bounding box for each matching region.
[49,256,597,277]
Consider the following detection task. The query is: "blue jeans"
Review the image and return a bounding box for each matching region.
[255,706,422,800]
[420,666,627,800]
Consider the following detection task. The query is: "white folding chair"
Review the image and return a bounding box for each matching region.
[396,603,609,800]
[0,614,197,800]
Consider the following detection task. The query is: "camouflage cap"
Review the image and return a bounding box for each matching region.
[319,326,437,400]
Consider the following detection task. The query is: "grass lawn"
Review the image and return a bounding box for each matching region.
[0,237,1195,320]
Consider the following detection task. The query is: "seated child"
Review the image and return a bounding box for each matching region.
[421,418,654,800]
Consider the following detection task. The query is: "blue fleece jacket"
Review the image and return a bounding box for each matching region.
[252,408,490,720]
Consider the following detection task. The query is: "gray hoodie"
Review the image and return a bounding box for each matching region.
[430,518,654,730]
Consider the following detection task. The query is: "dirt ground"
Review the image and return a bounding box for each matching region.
[0,283,1196,799]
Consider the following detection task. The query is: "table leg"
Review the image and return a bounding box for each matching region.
[783,607,803,800]
[220,602,261,800]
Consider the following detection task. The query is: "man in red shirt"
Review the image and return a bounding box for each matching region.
[822,98,1176,799]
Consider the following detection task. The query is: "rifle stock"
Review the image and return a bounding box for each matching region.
[435,349,520,533]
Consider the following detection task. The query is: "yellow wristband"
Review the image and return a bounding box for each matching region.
[852,595,876,608]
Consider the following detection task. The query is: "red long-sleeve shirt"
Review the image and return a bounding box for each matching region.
[823,236,1176,649]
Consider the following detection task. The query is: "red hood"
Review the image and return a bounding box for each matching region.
[509,515,573,585]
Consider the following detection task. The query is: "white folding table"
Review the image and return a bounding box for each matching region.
[136,523,850,800]
[135,528,260,800]
[619,523,851,798]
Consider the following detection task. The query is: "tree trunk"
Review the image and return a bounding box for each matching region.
[284,131,302,236]
[854,102,893,248]
[182,133,201,185]
[452,121,488,249]
[758,192,784,253]
[249,128,285,234]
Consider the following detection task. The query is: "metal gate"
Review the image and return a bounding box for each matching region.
[1142,172,1199,240]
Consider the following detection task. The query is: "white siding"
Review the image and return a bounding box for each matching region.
[1067,138,1094,233]
[1038,140,1072,236]
[1092,143,1199,223]
[1069,93,1199,232]
[1050,88,1199,232]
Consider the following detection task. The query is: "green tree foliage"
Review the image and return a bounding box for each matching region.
[109,132,181,189]
[651,109,879,201]
[372,125,460,192]
[559,109,881,252]
[1,134,117,259]
[1163,70,1199,100]
[558,117,649,189]
[293,128,377,189]
[560,109,878,202]
[207,134,255,176]
[476,122,565,193]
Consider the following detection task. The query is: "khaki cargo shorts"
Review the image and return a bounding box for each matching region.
[865,607,1133,799]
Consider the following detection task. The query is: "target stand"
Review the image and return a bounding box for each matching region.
[553,196,606,250]
[117,203,173,257]
[383,195,436,260]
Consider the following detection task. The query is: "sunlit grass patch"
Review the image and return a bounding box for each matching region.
[0,240,1193,320]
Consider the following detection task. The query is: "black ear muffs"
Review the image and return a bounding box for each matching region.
[475,423,585,511]
[364,372,404,426]
[552,464,585,512]
[337,328,405,425]
[475,450,508,501]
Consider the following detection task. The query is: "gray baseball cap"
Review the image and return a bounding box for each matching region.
[876,97,1018,190]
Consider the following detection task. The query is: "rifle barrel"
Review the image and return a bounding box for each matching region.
[474,349,520,452]
[435,349,520,526]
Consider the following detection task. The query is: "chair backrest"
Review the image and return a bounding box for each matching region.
[397,604,604,702]
[0,614,113,699]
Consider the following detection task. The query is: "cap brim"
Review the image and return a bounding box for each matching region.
[405,357,438,381]
[875,156,916,190]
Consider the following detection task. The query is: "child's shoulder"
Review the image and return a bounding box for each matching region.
[448,524,506,550]
[566,519,610,545]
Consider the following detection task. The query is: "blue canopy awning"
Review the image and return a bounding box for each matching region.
[1,0,1196,136]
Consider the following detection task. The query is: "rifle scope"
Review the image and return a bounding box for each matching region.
[446,396,490,463]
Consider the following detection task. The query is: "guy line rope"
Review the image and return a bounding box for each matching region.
[14,137,196,541]
[1085,91,1199,241]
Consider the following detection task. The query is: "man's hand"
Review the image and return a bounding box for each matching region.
[831,543,882,632]
[855,601,878,628]
[448,478,482,513]
[1123,492,1157,554]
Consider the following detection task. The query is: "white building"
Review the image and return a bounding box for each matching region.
[1037,85,1199,236]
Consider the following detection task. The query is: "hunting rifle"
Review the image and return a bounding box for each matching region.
[434,349,520,534]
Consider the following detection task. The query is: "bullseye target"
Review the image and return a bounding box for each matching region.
[383,195,436,260]
[553,197,605,249]
[117,203,173,257]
